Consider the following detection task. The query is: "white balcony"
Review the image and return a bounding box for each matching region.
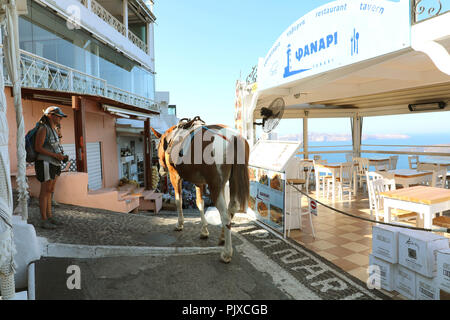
[3,48,158,112]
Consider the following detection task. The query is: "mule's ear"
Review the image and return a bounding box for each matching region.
[151,127,162,139]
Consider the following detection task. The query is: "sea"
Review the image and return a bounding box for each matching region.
[295,133,450,169]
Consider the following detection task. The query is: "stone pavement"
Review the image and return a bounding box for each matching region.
[24,199,390,300]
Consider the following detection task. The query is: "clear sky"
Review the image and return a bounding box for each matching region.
[153,0,450,138]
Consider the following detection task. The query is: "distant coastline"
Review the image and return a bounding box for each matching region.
[278,132,410,142]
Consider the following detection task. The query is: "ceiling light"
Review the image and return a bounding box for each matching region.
[408,101,446,112]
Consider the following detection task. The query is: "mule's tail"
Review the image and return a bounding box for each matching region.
[229,135,250,213]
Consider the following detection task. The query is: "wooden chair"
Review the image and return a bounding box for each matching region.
[367,176,417,223]
[408,155,419,169]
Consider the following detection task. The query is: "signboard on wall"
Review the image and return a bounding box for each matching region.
[257,0,411,91]
[234,81,244,135]
[248,166,286,233]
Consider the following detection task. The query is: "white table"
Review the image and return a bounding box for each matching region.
[386,169,432,188]
[315,162,357,201]
[382,186,450,229]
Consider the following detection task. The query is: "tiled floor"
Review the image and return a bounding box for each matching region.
[286,188,450,300]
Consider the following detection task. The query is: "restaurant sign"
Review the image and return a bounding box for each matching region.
[257,0,411,91]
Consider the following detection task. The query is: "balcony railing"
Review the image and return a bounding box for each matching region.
[412,0,449,24]
[3,48,158,113]
[79,0,149,54]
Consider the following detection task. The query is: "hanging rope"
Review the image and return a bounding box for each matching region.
[288,182,450,234]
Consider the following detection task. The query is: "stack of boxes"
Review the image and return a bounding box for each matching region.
[370,224,450,300]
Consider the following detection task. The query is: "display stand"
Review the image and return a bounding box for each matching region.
[248,140,302,236]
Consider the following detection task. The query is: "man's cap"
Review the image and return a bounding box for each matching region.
[43,106,67,118]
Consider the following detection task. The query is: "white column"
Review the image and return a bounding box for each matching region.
[123,0,128,38]
[303,113,308,159]
[352,114,362,157]
[146,22,152,56]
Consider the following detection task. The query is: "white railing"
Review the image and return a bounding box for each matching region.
[78,0,149,54]
[89,0,127,36]
[128,30,148,53]
[3,48,158,112]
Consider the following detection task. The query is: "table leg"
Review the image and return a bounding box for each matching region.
[424,207,433,230]
[384,199,392,223]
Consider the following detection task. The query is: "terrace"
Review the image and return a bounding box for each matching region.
[240,0,450,299]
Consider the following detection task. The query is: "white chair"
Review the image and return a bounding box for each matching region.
[286,182,316,238]
[389,156,399,170]
[367,176,417,223]
[417,162,437,171]
[408,155,419,169]
[314,163,331,198]
[326,162,353,201]
[354,157,369,190]
[431,166,447,188]
[287,159,314,194]
[345,153,353,162]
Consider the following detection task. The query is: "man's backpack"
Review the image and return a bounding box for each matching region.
[25,122,44,163]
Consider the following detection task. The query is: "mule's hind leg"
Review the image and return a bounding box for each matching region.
[218,197,237,246]
[216,191,233,263]
[196,185,209,239]
[171,175,184,231]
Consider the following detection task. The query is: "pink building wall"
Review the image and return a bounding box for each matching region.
[5,88,119,189]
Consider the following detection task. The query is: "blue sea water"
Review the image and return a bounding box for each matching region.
[301,133,450,169]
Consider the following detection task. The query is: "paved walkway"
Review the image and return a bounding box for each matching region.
[25,199,390,300]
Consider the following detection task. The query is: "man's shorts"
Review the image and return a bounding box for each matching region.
[35,160,61,182]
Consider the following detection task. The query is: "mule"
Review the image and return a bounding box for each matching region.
[151,117,249,263]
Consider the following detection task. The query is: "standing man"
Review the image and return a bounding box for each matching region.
[34,106,68,229]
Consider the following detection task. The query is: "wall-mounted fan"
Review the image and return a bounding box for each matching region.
[253,97,285,133]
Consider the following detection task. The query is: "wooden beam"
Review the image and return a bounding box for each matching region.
[144,118,152,190]
[72,96,88,173]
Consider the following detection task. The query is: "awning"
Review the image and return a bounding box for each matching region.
[104,105,153,119]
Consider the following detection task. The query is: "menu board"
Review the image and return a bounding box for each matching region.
[249,140,301,172]
[248,166,286,233]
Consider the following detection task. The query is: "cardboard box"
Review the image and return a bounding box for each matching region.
[437,248,450,293]
[398,229,449,277]
[369,254,395,291]
[394,264,416,300]
[415,273,439,300]
[372,225,402,263]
